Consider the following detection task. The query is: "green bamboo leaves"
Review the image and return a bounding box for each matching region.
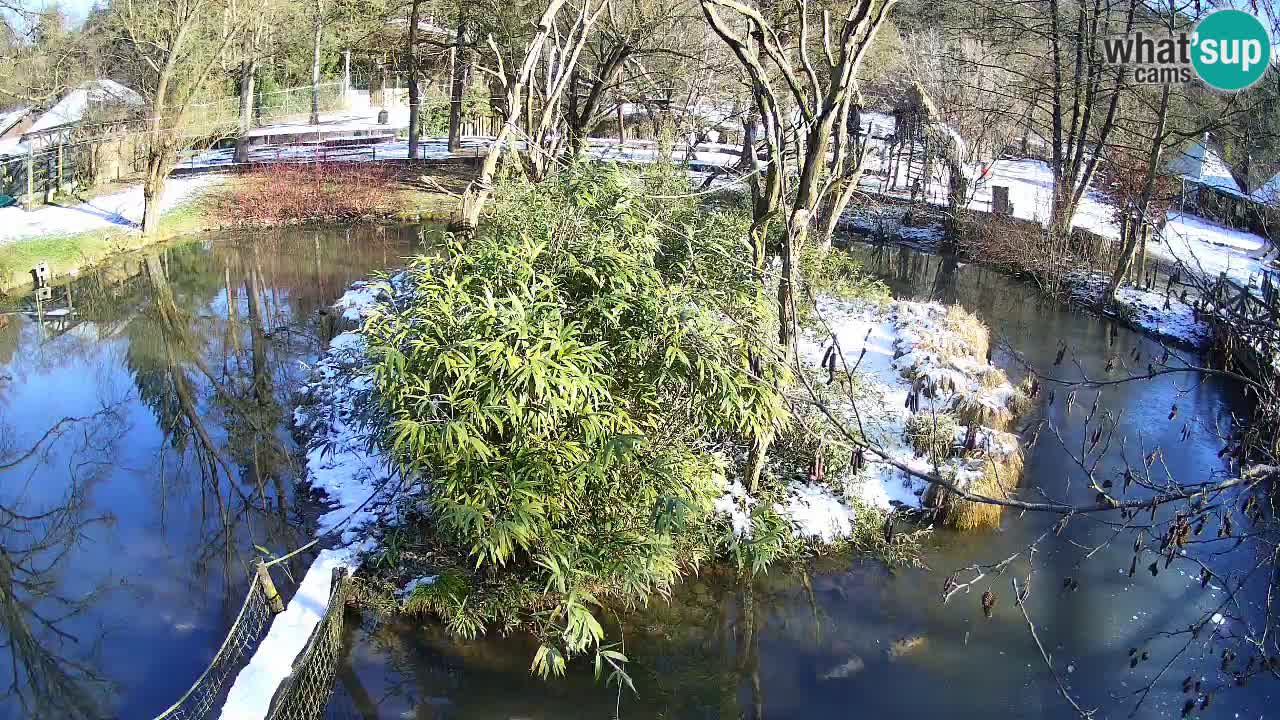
[367,163,788,675]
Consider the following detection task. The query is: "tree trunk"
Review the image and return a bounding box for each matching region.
[234,59,257,164]
[1136,224,1148,281]
[777,227,799,361]
[407,0,421,159]
[310,1,323,126]
[447,14,469,153]
[142,112,169,237]
[142,163,163,236]
[1103,85,1169,306]
[616,102,625,145]
[738,104,758,171]
[1104,215,1140,306]
[457,120,511,231]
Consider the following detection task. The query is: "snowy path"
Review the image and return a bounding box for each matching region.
[0,174,224,245]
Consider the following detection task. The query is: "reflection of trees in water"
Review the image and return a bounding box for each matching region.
[338,571,789,719]
[129,251,308,603]
[0,405,127,719]
[0,227,424,717]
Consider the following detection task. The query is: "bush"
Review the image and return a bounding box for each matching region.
[364,162,787,675]
[213,162,404,225]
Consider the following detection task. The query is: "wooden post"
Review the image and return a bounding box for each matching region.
[56,144,63,191]
[25,145,34,208]
[257,560,285,613]
[992,186,1012,216]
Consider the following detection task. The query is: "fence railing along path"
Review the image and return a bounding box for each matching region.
[1204,271,1280,379]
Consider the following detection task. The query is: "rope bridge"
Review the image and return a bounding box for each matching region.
[152,555,353,720]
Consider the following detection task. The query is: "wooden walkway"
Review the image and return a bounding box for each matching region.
[1204,271,1280,379]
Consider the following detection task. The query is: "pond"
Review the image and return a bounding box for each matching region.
[3,228,1272,720]
[329,241,1276,719]
[0,224,432,720]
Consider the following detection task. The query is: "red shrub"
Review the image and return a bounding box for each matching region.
[216,161,404,225]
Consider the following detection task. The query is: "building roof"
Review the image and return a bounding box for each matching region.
[1166,135,1246,198]
[0,137,28,160]
[0,106,32,136]
[24,80,144,137]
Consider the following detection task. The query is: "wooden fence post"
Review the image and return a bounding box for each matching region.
[25,145,34,208]
[257,560,285,613]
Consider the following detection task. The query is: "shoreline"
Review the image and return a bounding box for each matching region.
[0,174,460,295]
[835,217,1214,353]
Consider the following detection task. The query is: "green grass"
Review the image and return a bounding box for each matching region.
[0,202,212,293]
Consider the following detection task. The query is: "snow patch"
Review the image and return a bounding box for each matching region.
[333,280,392,322]
[714,297,1027,541]
[1066,272,1212,349]
[781,481,859,543]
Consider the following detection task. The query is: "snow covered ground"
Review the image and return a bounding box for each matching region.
[714,297,1028,542]
[855,110,1275,290]
[1066,272,1212,349]
[0,174,224,245]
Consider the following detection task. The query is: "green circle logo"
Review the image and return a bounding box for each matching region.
[1192,9,1272,91]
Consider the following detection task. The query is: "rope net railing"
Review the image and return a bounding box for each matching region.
[264,568,352,720]
[152,569,276,720]
[150,557,352,720]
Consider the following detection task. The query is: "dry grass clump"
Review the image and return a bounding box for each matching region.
[905,412,959,462]
[944,304,990,360]
[952,391,1013,431]
[925,449,1024,530]
[978,366,1009,388]
[1007,376,1036,417]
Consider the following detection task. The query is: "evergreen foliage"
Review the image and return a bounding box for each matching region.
[365,162,788,674]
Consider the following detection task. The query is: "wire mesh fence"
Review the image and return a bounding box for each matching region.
[264,568,352,720]
[148,562,354,720]
[184,82,349,133]
[152,571,277,720]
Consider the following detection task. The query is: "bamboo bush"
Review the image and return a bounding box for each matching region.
[364,162,788,677]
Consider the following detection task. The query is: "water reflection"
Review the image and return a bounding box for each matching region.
[335,240,1276,719]
[0,224,427,719]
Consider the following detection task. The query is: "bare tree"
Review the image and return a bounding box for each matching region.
[446,6,472,152]
[407,0,423,158]
[309,0,324,125]
[455,0,600,230]
[115,0,247,235]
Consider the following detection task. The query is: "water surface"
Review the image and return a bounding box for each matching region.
[0,224,430,720]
